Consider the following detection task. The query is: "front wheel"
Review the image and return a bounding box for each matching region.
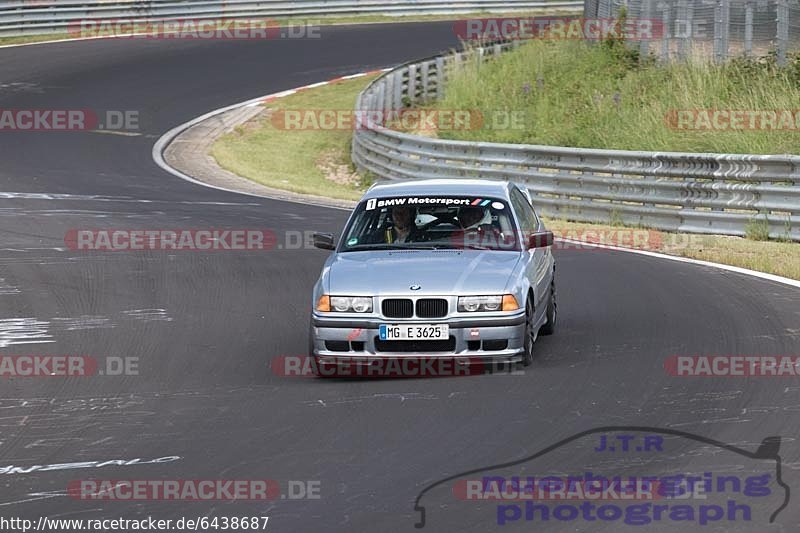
[540,277,557,336]
[520,298,535,367]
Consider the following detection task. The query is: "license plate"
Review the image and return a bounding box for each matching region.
[379,324,449,341]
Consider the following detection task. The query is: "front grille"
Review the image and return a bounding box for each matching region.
[382,299,413,318]
[374,336,456,353]
[416,298,448,318]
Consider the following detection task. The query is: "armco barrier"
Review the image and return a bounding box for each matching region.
[351,43,800,241]
[0,0,581,37]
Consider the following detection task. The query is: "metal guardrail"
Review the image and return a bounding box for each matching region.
[352,43,800,241]
[0,0,581,37]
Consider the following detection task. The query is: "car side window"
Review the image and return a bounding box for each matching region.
[511,188,538,234]
[526,194,541,228]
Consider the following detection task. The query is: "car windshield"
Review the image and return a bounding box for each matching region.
[339,195,520,252]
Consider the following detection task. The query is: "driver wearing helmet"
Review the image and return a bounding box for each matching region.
[384,205,419,243]
[457,205,501,248]
[458,205,489,230]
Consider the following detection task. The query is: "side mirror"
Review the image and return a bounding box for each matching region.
[313,232,336,251]
[528,231,554,249]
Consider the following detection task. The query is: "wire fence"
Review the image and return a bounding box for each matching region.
[585,0,800,63]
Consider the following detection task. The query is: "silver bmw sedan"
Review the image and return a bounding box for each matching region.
[310,179,556,376]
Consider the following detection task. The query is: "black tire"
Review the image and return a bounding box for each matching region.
[540,277,557,336]
[520,298,535,367]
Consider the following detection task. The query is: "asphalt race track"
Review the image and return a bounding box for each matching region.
[0,21,799,532]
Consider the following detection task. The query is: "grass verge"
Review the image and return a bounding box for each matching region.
[0,33,73,46]
[430,39,800,154]
[211,74,378,201]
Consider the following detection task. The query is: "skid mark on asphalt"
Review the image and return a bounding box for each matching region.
[0,457,182,509]
[740,404,800,415]
[0,310,175,346]
[0,396,147,414]
[47,508,105,519]
[0,252,189,266]
[121,308,172,322]
[303,392,439,407]
[51,315,114,331]
[0,209,173,218]
[0,191,261,206]
[0,490,67,507]
[0,82,45,94]
[0,318,53,347]
[659,389,744,404]
[0,247,67,252]
[667,416,753,427]
[0,455,181,477]
[0,411,160,434]
[0,277,20,294]
[1,398,153,455]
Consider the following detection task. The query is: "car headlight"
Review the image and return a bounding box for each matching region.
[458,295,519,312]
[323,296,373,313]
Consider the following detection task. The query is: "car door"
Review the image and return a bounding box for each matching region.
[510,187,551,324]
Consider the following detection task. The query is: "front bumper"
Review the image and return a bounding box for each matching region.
[310,311,526,363]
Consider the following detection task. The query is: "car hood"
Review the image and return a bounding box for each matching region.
[326,249,521,295]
